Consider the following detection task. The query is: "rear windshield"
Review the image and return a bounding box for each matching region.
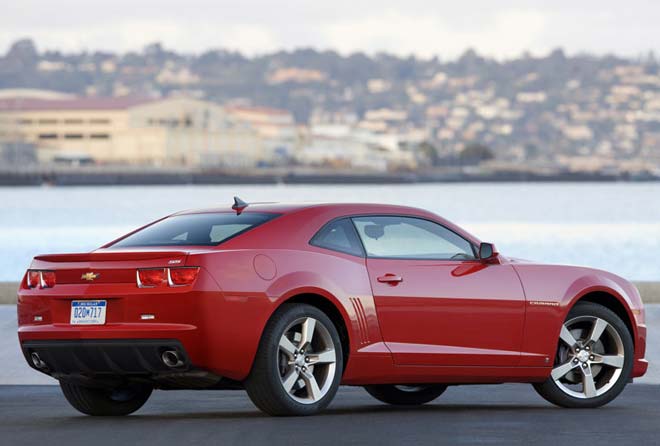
[110,212,279,248]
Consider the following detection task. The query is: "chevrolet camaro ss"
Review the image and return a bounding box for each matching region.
[17,198,647,416]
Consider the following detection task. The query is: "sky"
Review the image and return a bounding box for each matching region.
[1,1,658,59]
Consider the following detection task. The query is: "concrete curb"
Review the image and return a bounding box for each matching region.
[2,281,659,304]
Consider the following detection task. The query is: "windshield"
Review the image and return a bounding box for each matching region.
[109,212,279,248]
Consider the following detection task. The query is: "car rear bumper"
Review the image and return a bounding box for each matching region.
[19,338,239,389]
[16,271,274,382]
[21,339,191,375]
[18,321,203,366]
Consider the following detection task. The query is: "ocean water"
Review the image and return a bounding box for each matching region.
[0,183,658,281]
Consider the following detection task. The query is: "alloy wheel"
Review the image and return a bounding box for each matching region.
[278,317,337,404]
[551,316,625,399]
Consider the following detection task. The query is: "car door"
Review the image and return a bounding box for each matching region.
[352,215,525,367]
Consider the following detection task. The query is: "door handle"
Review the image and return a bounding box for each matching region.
[377,274,403,284]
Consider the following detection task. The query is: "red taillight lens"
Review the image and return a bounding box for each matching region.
[26,270,56,289]
[41,271,56,288]
[137,269,166,287]
[27,271,41,288]
[136,267,199,288]
[168,267,200,286]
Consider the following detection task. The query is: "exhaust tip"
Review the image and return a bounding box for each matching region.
[30,352,47,370]
[161,350,184,368]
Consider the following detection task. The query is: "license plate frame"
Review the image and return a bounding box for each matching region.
[70,300,107,325]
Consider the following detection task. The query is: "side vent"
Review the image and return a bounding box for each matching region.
[349,297,370,345]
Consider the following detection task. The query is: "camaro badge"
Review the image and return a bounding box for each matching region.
[528,300,559,307]
[81,272,100,281]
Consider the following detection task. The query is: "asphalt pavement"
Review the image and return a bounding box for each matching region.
[1,384,659,445]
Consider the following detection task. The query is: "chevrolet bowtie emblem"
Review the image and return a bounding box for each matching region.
[81,272,100,281]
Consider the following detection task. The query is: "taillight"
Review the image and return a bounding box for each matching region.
[168,267,200,286]
[137,267,199,288]
[26,270,56,289]
[27,271,41,288]
[41,271,56,288]
[137,268,166,288]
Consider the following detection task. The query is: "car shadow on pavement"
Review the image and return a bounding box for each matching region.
[46,403,562,422]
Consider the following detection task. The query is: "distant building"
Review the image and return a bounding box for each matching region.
[0,89,75,100]
[0,94,264,167]
[299,123,418,171]
[226,106,299,162]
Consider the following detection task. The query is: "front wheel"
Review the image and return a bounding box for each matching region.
[245,303,343,416]
[364,384,447,405]
[533,302,633,408]
[60,381,152,416]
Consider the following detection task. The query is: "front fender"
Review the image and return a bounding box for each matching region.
[563,274,638,336]
[515,264,643,370]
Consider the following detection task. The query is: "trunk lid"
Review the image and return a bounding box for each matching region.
[30,248,198,285]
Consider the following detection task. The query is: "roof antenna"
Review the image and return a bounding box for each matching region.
[232,196,248,215]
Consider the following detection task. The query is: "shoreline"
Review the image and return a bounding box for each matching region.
[1,166,659,186]
[2,281,658,305]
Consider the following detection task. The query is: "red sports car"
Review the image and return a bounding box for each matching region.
[17,198,647,416]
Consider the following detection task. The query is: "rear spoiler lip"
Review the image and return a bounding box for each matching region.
[33,250,191,263]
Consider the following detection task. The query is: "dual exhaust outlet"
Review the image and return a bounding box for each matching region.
[29,349,185,371]
[31,352,48,370]
[161,350,185,368]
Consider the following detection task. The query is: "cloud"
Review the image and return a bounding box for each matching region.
[0,19,282,55]
[321,9,548,59]
[0,1,657,58]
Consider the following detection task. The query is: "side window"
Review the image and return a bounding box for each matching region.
[352,216,475,260]
[310,218,365,257]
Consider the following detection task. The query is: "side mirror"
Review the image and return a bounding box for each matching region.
[478,242,498,261]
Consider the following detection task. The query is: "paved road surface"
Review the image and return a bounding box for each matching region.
[1,384,659,445]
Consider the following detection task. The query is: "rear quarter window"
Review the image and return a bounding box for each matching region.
[110,212,278,248]
[310,218,365,257]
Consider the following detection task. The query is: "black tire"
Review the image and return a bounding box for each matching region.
[364,384,447,405]
[60,381,152,416]
[245,303,343,416]
[533,301,634,408]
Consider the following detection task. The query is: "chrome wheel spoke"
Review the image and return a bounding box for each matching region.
[552,315,626,400]
[559,325,578,349]
[300,318,316,349]
[587,318,608,344]
[281,368,300,393]
[300,369,322,401]
[581,364,597,398]
[308,348,336,365]
[593,354,624,368]
[279,336,297,358]
[278,316,337,405]
[552,360,579,381]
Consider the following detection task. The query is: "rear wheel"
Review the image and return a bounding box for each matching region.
[533,302,633,408]
[245,303,343,416]
[364,384,447,405]
[60,381,152,416]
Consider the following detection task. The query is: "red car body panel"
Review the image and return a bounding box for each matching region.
[366,258,526,367]
[17,202,648,385]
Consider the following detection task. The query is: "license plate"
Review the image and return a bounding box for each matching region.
[70,300,107,325]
